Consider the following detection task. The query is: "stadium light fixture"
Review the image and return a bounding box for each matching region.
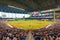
[8,5,25,10]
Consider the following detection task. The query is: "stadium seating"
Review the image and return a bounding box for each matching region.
[0,4,28,13]
[0,20,11,29]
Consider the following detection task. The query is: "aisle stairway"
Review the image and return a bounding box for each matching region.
[26,31,34,40]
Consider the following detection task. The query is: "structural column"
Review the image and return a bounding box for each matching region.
[53,11,56,22]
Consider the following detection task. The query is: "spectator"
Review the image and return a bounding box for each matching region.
[6,36,11,40]
[13,36,17,40]
[2,36,6,40]
[56,34,60,40]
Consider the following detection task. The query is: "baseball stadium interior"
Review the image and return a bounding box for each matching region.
[0,0,60,40]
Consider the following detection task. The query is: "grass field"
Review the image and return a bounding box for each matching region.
[7,20,52,30]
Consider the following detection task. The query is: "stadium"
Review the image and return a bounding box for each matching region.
[0,0,60,40]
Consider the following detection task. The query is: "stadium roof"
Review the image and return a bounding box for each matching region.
[41,8,60,13]
[0,0,60,12]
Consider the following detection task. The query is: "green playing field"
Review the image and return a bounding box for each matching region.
[7,20,52,30]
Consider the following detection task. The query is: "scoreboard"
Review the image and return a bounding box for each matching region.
[32,11,40,17]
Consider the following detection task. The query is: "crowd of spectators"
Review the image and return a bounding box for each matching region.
[0,28,60,40]
[32,29,60,40]
[0,29,28,40]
